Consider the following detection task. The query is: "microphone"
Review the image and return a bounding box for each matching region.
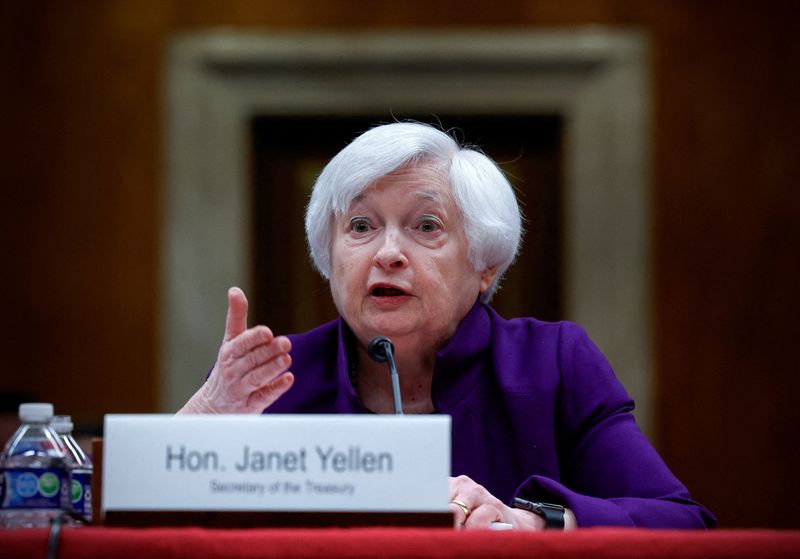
[367,336,404,415]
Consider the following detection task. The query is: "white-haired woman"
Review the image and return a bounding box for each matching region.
[179,122,715,530]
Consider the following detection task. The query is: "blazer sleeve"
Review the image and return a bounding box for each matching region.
[513,323,716,528]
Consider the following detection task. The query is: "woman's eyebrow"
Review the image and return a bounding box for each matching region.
[414,190,447,205]
[345,194,369,213]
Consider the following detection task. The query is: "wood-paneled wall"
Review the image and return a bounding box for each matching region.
[2,1,798,528]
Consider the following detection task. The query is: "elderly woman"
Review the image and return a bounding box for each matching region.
[179,122,715,530]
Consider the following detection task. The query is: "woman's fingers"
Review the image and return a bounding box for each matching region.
[464,504,502,528]
[220,330,289,376]
[206,287,295,412]
[224,326,275,359]
[247,372,295,411]
[243,352,292,390]
[449,486,547,530]
[449,475,508,530]
[178,288,295,415]
[224,287,249,342]
[214,335,291,402]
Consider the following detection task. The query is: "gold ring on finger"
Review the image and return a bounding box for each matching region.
[451,499,471,518]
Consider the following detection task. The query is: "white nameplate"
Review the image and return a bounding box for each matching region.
[102,414,450,514]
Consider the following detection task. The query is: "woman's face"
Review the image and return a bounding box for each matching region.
[329,164,496,355]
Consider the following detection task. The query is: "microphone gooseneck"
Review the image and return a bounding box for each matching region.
[367,336,403,415]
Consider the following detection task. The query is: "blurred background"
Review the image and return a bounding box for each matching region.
[2,1,798,528]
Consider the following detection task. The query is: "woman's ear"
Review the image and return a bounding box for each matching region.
[479,266,499,294]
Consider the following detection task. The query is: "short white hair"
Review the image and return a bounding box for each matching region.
[304,122,522,301]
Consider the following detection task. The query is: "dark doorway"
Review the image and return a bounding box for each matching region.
[250,115,563,335]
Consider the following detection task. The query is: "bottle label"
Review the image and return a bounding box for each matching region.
[1,467,67,509]
[71,470,93,521]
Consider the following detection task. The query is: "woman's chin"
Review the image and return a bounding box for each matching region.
[368,319,417,338]
[356,311,422,340]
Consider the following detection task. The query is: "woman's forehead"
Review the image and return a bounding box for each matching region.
[352,165,452,205]
[351,185,449,206]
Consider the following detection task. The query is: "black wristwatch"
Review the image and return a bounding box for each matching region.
[513,497,566,530]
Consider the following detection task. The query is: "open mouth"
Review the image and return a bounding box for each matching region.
[370,286,408,297]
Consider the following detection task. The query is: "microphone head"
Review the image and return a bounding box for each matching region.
[367,336,394,363]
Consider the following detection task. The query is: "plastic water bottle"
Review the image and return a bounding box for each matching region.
[51,415,92,524]
[0,403,68,528]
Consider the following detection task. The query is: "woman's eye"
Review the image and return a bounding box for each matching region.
[418,218,441,233]
[349,219,371,233]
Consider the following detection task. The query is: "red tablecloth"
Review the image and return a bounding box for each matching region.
[2,527,800,559]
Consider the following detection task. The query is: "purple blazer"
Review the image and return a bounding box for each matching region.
[267,302,716,528]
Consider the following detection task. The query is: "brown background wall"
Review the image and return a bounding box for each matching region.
[2,1,798,528]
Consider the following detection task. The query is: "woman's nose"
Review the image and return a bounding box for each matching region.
[373,231,408,270]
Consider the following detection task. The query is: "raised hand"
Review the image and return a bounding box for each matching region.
[178,287,294,414]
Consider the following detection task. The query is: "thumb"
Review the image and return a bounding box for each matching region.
[223,286,248,342]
